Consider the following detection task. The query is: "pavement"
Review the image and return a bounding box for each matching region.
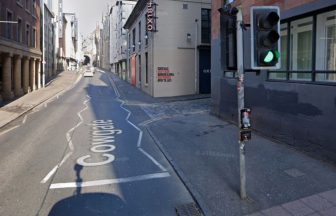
[0,70,82,130]
[109,72,336,216]
[1,68,336,216]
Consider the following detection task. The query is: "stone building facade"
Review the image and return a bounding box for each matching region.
[43,1,55,83]
[0,0,42,103]
[110,0,137,78]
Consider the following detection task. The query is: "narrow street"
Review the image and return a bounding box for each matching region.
[0,70,194,216]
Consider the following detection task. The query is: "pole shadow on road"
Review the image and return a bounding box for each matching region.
[48,163,129,216]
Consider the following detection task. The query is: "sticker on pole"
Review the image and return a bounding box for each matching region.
[240,108,252,142]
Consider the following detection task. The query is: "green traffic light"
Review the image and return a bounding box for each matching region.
[263,51,274,63]
[263,50,280,63]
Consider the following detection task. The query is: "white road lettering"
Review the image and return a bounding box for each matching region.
[92,129,122,136]
[92,136,115,145]
[76,120,123,167]
[77,154,115,167]
[91,144,116,153]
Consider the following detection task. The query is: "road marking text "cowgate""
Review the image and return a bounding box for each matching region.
[77,120,122,167]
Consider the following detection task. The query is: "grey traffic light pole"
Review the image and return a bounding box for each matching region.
[236,7,247,200]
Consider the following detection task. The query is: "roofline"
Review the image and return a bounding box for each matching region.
[124,0,147,29]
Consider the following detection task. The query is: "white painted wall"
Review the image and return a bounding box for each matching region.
[126,0,211,97]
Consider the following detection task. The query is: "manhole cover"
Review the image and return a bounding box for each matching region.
[175,202,203,216]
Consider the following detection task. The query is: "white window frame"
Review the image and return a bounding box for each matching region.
[290,17,313,81]
[316,10,336,82]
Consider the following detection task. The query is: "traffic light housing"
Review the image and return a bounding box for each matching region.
[251,6,281,69]
[219,5,238,70]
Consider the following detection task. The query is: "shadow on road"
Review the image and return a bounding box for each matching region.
[48,192,128,216]
[48,163,129,216]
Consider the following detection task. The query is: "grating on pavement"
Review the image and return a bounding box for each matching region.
[175,202,203,216]
[284,168,305,178]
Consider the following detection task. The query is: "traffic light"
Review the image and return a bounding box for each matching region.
[251,6,280,69]
[219,4,238,70]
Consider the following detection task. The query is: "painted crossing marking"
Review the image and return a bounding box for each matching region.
[22,115,28,124]
[41,165,58,184]
[50,172,170,189]
[0,125,20,136]
[106,73,167,172]
[40,95,91,184]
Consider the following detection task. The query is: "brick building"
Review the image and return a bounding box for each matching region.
[0,0,42,103]
[212,0,336,162]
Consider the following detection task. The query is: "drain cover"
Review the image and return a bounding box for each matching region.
[175,202,203,216]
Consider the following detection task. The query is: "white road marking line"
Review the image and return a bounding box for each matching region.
[138,148,167,172]
[22,115,28,124]
[107,74,120,98]
[40,165,58,184]
[0,125,20,136]
[139,110,208,127]
[40,95,91,184]
[107,74,167,172]
[74,74,83,85]
[59,152,72,166]
[50,172,170,189]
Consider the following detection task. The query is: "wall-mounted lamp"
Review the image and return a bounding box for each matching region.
[138,41,141,45]
[187,33,191,41]
[132,45,135,48]
[144,34,148,39]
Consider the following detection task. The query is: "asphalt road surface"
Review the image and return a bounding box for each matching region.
[0,70,193,216]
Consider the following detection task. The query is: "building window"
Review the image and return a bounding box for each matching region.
[17,18,22,42]
[138,21,141,50]
[268,9,336,84]
[25,0,30,12]
[316,10,336,82]
[128,33,131,53]
[26,24,30,46]
[183,4,188,10]
[289,17,313,81]
[32,28,36,48]
[32,0,36,17]
[138,54,141,82]
[145,52,148,84]
[128,58,131,80]
[6,10,13,39]
[201,9,211,44]
[145,14,148,46]
[132,28,135,52]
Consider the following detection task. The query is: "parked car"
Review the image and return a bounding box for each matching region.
[84,70,94,77]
